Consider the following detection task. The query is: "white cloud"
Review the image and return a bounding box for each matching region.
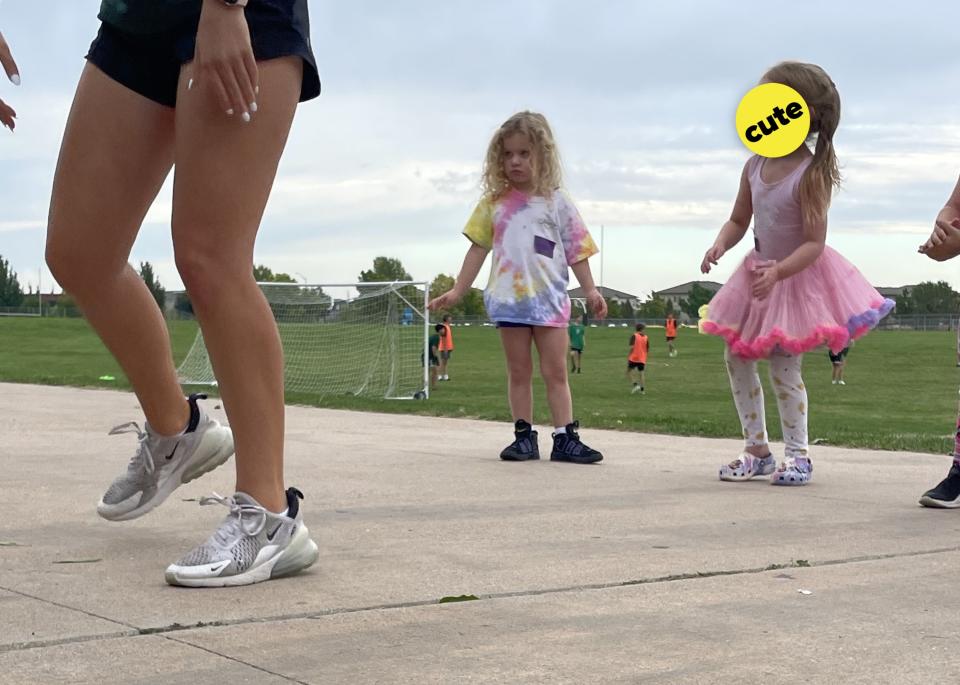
[3,1,960,297]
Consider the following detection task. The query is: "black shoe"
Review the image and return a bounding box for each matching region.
[920,461,960,508]
[500,420,540,461]
[550,421,602,464]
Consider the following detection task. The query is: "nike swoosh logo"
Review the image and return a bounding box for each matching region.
[265,522,283,542]
[164,442,180,461]
[209,561,229,574]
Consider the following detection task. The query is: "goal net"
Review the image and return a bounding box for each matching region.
[176,281,430,400]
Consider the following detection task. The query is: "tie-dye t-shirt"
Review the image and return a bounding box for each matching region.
[463,188,598,327]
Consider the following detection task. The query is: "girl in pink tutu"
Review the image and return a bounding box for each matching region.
[700,62,894,486]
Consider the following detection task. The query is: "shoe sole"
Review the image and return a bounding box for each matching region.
[98,424,235,522]
[919,495,960,508]
[719,466,776,482]
[500,453,540,461]
[550,454,603,464]
[770,475,811,486]
[165,524,319,588]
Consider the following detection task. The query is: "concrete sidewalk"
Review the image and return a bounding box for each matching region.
[2,382,959,684]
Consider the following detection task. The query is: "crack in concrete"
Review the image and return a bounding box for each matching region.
[162,634,312,685]
[5,544,960,657]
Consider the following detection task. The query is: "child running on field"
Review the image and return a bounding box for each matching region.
[665,313,678,357]
[568,315,585,374]
[438,314,454,381]
[699,61,893,486]
[627,323,648,395]
[430,111,607,463]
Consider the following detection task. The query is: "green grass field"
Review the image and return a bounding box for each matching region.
[1,316,956,454]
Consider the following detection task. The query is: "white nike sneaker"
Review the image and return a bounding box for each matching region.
[165,487,319,587]
[97,394,234,521]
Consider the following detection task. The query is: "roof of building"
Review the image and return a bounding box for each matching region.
[568,286,638,300]
[654,280,724,296]
[875,286,911,297]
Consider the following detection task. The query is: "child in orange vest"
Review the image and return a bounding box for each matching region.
[438,314,454,381]
[628,323,649,395]
[665,314,678,358]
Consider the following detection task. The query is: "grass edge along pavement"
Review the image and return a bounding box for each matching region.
[0,316,955,454]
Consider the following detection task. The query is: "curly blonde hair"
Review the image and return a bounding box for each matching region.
[763,61,842,228]
[481,111,563,200]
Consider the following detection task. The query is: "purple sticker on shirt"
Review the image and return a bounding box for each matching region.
[534,235,556,258]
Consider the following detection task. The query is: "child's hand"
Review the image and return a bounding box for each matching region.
[428,287,464,312]
[585,288,607,319]
[700,244,725,274]
[0,32,21,131]
[751,262,780,300]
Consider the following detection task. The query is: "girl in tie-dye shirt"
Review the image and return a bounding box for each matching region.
[430,111,607,464]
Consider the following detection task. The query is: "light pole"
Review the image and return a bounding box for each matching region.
[599,225,604,292]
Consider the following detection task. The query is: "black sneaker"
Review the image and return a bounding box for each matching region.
[500,420,540,461]
[550,421,602,464]
[919,461,960,508]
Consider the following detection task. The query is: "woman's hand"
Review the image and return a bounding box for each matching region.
[190,1,258,121]
[919,218,960,261]
[751,262,780,300]
[0,31,21,130]
[700,244,725,274]
[585,287,608,319]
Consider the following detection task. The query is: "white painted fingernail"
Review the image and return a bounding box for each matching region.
[10,73,20,86]
[226,108,234,116]
[187,78,194,91]
[255,85,260,94]
[249,102,258,113]
[241,111,251,123]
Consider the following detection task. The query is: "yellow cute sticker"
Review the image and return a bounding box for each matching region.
[736,83,810,158]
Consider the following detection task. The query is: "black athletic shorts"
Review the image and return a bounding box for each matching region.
[496,321,534,329]
[87,1,320,108]
[627,361,646,371]
[828,347,849,364]
[570,347,583,353]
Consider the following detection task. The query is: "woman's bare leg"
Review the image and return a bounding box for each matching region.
[172,57,302,513]
[46,63,188,435]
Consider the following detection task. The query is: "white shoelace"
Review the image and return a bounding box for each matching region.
[108,421,155,476]
[200,493,268,547]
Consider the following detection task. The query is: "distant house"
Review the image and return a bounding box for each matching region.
[568,286,638,305]
[654,281,723,311]
[165,290,186,315]
[876,286,910,303]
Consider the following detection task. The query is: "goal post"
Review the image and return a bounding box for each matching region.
[176,280,431,400]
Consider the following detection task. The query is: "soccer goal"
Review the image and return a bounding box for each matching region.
[176,281,431,400]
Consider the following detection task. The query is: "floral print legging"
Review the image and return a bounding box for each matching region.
[725,346,809,460]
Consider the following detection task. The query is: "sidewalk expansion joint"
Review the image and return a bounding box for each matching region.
[5,544,960,654]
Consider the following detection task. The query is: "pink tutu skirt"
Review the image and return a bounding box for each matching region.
[701,246,894,360]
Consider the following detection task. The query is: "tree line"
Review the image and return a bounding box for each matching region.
[4,253,959,319]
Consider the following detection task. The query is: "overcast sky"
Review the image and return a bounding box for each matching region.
[1,1,959,300]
